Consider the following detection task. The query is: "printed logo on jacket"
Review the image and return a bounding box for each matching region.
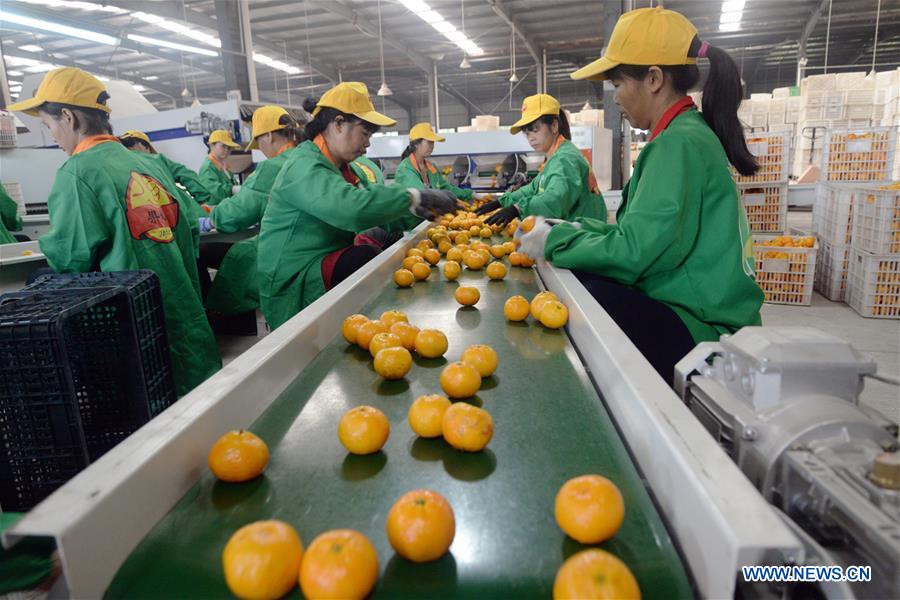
[125,171,179,243]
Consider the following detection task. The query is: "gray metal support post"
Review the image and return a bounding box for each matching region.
[214,0,252,101]
[238,0,259,102]
[602,2,624,189]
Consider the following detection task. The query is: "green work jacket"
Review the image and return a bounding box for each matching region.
[198,155,237,204]
[0,183,22,245]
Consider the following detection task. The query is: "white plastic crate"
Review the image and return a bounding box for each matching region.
[813,183,855,245]
[0,111,15,149]
[814,240,851,301]
[739,183,788,233]
[732,132,790,184]
[823,127,897,182]
[824,105,845,120]
[847,248,900,318]
[753,234,818,305]
[824,91,846,107]
[846,89,875,105]
[851,186,900,254]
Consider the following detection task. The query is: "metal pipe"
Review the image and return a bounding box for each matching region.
[542,48,548,95]
[238,0,259,102]
[797,0,831,85]
[433,62,441,129]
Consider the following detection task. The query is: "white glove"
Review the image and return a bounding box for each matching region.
[231,185,242,195]
[546,218,582,229]
[514,216,553,260]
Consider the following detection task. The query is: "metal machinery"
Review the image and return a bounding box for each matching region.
[5,222,815,599]
[675,327,899,599]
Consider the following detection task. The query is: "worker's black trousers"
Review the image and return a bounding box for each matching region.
[571,270,696,385]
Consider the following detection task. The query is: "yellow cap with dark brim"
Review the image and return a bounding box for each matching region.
[8,67,111,116]
[312,82,396,127]
[409,122,445,142]
[571,7,698,81]
[208,129,241,148]
[245,105,291,150]
[120,130,155,151]
[509,94,561,134]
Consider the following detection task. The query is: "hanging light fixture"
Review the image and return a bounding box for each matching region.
[458,0,471,69]
[508,26,517,83]
[509,72,519,83]
[376,0,392,96]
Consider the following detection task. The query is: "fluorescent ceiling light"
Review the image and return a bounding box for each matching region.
[444,30,467,43]
[460,41,484,56]
[432,20,456,34]
[144,75,159,81]
[19,44,43,52]
[719,22,741,32]
[96,75,110,81]
[10,87,23,93]
[127,34,219,57]
[19,0,125,13]
[0,9,118,45]
[400,0,431,12]
[7,70,25,77]
[8,80,22,86]
[132,84,146,91]
[253,53,300,75]
[419,10,443,24]
[722,0,746,11]
[6,56,42,67]
[719,11,742,23]
[25,63,56,73]
[132,12,221,48]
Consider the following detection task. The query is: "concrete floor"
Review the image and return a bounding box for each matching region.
[217,211,898,422]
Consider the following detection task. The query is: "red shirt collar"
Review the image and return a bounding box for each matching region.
[649,97,695,141]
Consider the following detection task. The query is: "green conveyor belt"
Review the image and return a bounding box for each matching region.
[106,238,692,599]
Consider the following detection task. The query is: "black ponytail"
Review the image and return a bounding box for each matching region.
[607,37,757,176]
[302,97,379,140]
[537,111,571,140]
[401,139,425,160]
[274,113,305,145]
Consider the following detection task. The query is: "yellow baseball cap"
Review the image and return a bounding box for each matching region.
[409,122,445,143]
[312,82,396,127]
[8,67,111,116]
[509,94,561,134]
[120,130,151,145]
[208,129,240,149]
[246,105,290,150]
[571,7,698,81]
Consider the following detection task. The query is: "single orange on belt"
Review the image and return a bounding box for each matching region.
[415,329,449,358]
[356,319,389,351]
[411,262,431,281]
[369,332,402,357]
[530,291,558,320]
[208,430,269,482]
[390,321,420,351]
[424,248,441,265]
[386,489,455,563]
[380,310,408,328]
[442,402,493,451]
[223,520,303,600]
[503,295,530,321]
[402,255,425,271]
[338,406,390,455]
[341,314,369,344]
[439,361,482,398]
[553,548,640,600]
[555,474,625,544]
[460,344,498,377]
[539,300,569,329]
[443,260,461,281]
[374,346,413,380]
[408,394,452,438]
[486,261,507,280]
[455,286,480,307]
[394,269,414,288]
[299,529,378,600]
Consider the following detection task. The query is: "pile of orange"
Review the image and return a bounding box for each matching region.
[341,312,450,379]
[501,291,570,329]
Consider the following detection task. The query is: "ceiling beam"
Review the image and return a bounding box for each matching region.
[485,0,543,92]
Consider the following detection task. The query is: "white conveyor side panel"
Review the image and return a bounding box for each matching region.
[537,260,803,598]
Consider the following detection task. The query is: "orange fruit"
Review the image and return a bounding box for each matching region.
[408,394,452,438]
[299,529,378,600]
[502,241,515,254]
[520,215,536,233]
[509,252,523,266]
[369,332,402,358]
[503,295,530,321]
[341,314,369,344]
[402,255,425,271]
[539,300,569,329]
[480,227,493,238]
[390,321,420,351]
[386,489,455,563]
[411,262,431,281]
[460,344,498,377]
[338,406,390,455]
[447,230,459,242]
[476,248,492,265]
[418,239,434,250]
[519,253,535,267]
[441,402,493,451]
[406,248,424,259]
[423,248,441,265]
[394,269,415,288]
[469,225,481,236]
[456,232,470,245]
[490,244,506,258]
[380,310,408,328]
[223,520,303,600]
[455,286,480,307]
[446,247,463,263]
[486,261,507,280]
[356,319,389,351]
[208,430,270,483]
[374,346,413,380]
[414,329,448,358]
[555,475,625,543]
[553,549,640,600]
[439,361,482,398]
[530,291,558,320]
[443,260,461,281]
[463,251,485,270]
[438,240,452,255]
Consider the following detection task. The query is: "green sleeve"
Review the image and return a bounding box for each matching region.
[294,162,412,232]
[198,159,231,204]
[393,160,424,190]
[434,171,473,200]
[499,175,538,208]
[210,169,268,233]
[0,184,22,233]
[544,139,694,285]
[161,155,213,205]
[38,170,110,273]
[517,154,581,218]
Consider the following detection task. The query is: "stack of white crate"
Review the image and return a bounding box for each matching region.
[794,74,836,177]
[767,88,795,134]
[874,68,900,179]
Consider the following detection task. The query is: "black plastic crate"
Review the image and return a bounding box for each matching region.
[0,272,177,511]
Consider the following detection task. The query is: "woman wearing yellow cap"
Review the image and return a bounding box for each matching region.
[119,130,214,207]
[201,106,303,317]
[258,82,459,329]
[475,94,606,226]
[516,7,763,383]
[8,67,220,395]
[199,129,241,203]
